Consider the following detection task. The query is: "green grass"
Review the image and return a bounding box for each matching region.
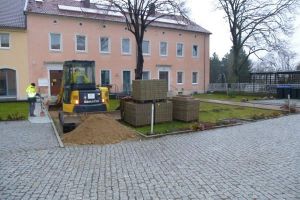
[0,102,28,120]
[135,121,191,135]
[194,92,264,102]
[104,99,282,135]
[199,102,281,123]
[107,99,120,111]
[133,102,282,135]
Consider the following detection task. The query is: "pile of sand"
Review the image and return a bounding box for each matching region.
[63,114,137,145]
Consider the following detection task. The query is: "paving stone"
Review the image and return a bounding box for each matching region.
[0,115,300,199]
[0,121,58,153]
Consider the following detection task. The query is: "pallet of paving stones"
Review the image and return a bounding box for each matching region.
[132,99,167,104]
[132,80,168,101]
[171,95,200,122]
[123,101,172,127]
[120,96,133,120]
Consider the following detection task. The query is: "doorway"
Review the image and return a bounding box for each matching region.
[50,70,63,96]
[159,70,169,90]
[122,70,131,94]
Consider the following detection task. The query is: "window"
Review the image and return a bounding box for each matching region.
[160,41,168,56]
[142,71,150,80]
[192,45,199,57]
[49,33,61,51]
[123,70,131,93]
[122,38,131,54]
[101,70,110,86]
[0,33,10,48]
[176,43,184,57]
[0,69,16,96]
[177,71,183,84]
[142,40,150,55]
[192,72,198,84]
[100,37,110,53]
[76,35,87,52]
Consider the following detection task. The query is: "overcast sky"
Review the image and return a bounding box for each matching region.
[187,0,300,63]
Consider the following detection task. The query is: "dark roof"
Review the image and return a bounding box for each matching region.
[25,0,211,34]
[0,0,26,29]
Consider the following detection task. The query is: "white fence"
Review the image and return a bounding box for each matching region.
[208,83,300,94]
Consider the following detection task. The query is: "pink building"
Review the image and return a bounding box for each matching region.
[25,0,210,99]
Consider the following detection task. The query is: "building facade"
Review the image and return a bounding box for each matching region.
[0,0,29,100]
[1,0,210,100]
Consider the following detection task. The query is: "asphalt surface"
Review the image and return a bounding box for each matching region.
[0,114,299,199]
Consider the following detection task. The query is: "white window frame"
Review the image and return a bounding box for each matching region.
[0,33,10,49]
[192,72,199,84]
[142,40,151,56]
[100,69,112,86]
[159,41,168,57]
[99,37,111,54]
[75,34,87,53]
[192,44,199,58]
[142,70,151,80]
[49,33,62,51]
[121,38,131,55]
[177,71,184,84]
[176,42,184,57]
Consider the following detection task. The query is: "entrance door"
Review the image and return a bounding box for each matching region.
[50,70,63,96]
[123,71,131,94]
[159,71,169,90]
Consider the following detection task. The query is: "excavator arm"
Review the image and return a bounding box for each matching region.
[56,78,64,105]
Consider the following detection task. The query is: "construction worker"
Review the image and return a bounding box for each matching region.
[26,83,38,117]
[72,68,90,84]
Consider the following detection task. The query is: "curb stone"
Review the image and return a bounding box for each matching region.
[46,109,64,148]
[136,122,245,138]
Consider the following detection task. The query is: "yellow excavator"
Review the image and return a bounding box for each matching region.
[56,60,108,132]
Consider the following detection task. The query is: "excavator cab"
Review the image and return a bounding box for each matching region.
[58,60,107,132]
[62,60,107,113]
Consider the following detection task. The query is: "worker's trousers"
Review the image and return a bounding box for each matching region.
[28,97,36,116]
[29,102,35,116]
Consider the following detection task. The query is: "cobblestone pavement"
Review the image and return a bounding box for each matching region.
[0,115,299,199]
[0,121,59,153]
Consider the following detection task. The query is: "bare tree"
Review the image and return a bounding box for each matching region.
[276,50,297,71]
[217,0,299,80]
[253,45,297,72]
[99,0,188,79]
[296,63,300,70]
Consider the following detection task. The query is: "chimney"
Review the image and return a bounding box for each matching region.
[83,0,90,8]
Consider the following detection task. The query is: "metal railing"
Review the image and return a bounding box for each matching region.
[208,83,300,94]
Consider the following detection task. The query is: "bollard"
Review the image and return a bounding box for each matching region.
[151,103,154,134]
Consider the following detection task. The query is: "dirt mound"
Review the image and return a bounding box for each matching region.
[63,114,137,145]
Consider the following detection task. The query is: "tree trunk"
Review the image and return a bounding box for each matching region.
[135,41,144,80]
[232,47,240,83]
